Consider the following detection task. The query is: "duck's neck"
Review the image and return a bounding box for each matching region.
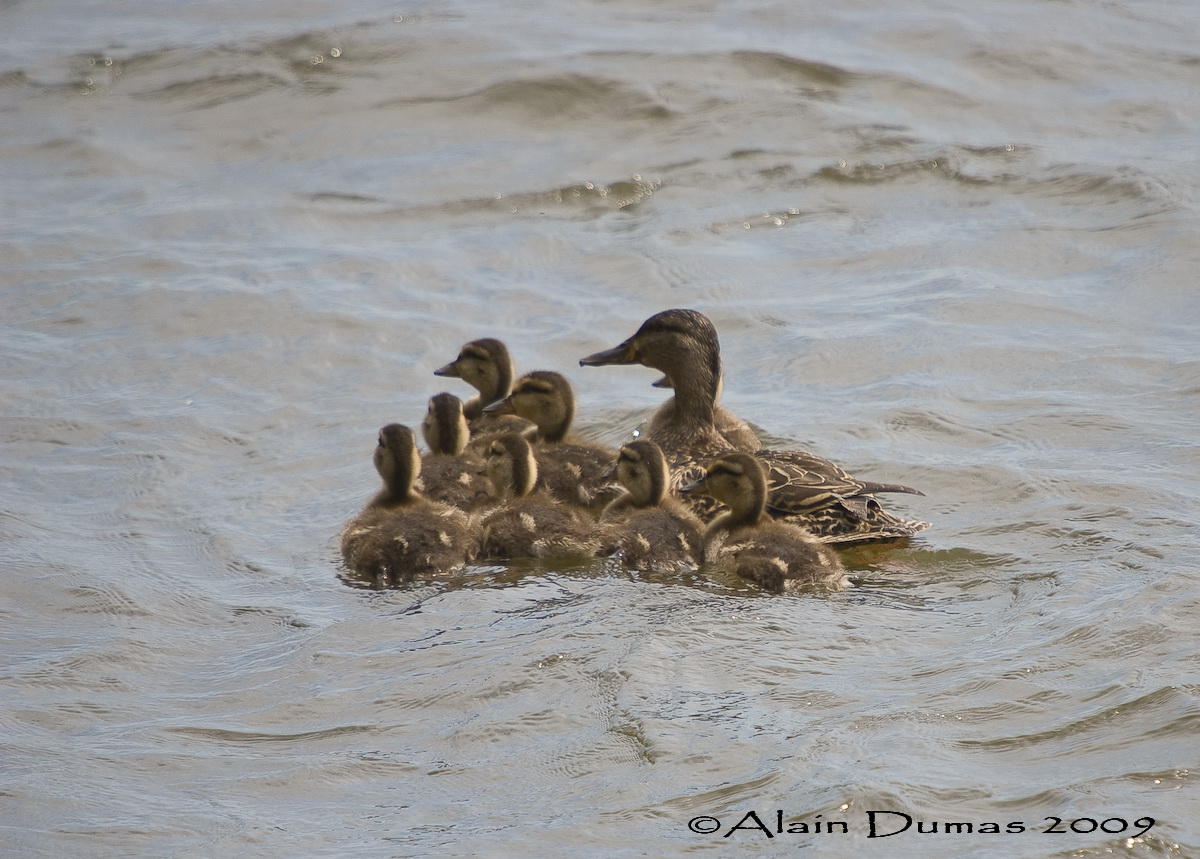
[374,449,420,506]
[660,335,722,432]
[632,465,667,508]
[493,449,538,500]
[482,361,514,412]
[538,401,572,444]
[705,491,767,539]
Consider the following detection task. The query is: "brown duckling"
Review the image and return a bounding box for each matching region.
[478,432,602,560]
[433,337,536,449]
[581,308,929,542]
[417,392,494,512]
[600,439,704,571]
[683,453,848,593]
[341,424,479,587]
[486,370,617,510]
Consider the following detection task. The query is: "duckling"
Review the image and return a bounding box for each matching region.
[485,370,618,510]
[581,308,930,542]
[341,424,479,587]
[600,440,704,571]
[417,392,494,512]
[433,337,536,449]
[683,453,848,592]
[478,432,602,560]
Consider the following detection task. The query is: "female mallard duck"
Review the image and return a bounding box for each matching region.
[341,424,479,587]
[433,337,536,449]
[683,453,848,592]
[485,370,617,510]
[600,439,704,571]
[417,392,494,512]
[478,431,602,560]
[580,308,929,543]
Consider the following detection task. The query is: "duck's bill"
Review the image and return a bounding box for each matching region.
[678,478,705,494]
[579,339,637,366]
[433,362,460,378]
[481,397,515,415]
[651,375,672,388]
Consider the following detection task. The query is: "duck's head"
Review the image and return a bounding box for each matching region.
[374,423,421,498]
[421,392,470,456]
[612,439,670,508]
[485,432,539,500]
[483,370,575,443]
[579,309,721,401]
[434,338,514,403]
[681,453,767,521]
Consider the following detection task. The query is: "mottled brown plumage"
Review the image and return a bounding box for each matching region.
[478,432,602,560]
[581,308,929,542]
[600,440,704,571]
[417,392,494,511]
[650,372,760,451]
[486,370,618,511]
[683,453,847,592]
[341,424,478,588]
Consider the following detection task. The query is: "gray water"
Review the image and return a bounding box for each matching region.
[2,0,1198,856]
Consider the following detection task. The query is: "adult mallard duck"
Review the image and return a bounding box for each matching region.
[478,431,602,560]
[580,308,929,543]
[485,370,617,510]
[341,424,479,587]
[433,337,536,450]
[600,439,704,571]
[417,392,494,512]
[683,453,848,592]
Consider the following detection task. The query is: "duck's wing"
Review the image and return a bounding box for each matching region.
[755,449,930,543]
[756,448,868,500]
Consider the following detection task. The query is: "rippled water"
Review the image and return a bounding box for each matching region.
[3,0,1198,855]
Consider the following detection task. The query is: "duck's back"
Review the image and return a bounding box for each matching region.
[604,502,704,571]
[716,520,847,592]
[534,441,618,510]
[480,495,599,559]
[419,454,494,511]
[341,501,476,587]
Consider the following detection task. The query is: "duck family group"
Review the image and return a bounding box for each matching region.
[341,309,929,593]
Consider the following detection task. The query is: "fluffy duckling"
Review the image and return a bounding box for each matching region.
[478,432,602,560]
[486,370,617,510]
[433,337,536,448]
[600,440,704,571]
[341,424,479,587]
[683,453,848,593]
[417,392,494,512]
[581,308,929,542]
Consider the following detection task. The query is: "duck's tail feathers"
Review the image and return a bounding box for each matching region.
[858,481,925,497]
